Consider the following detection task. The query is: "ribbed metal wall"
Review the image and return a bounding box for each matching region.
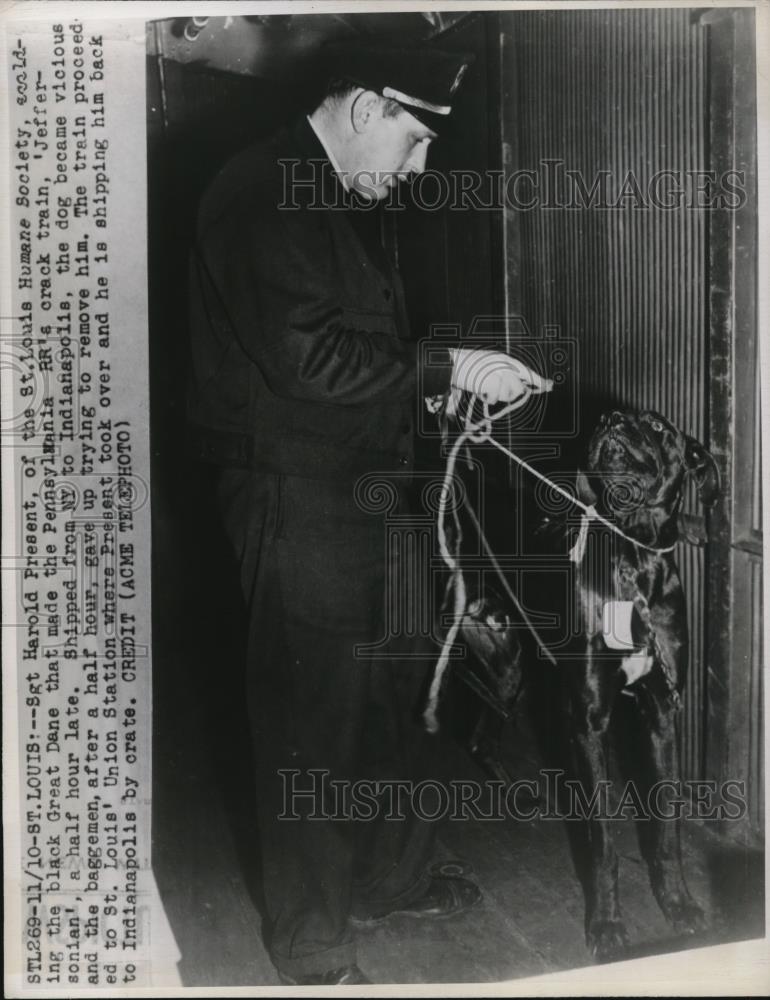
[749,556,763,829]
[748,328,763,830]
[504,9,709,780]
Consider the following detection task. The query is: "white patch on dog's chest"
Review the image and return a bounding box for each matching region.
[602,600,637,649]
[602,600,654,691]
[620,649,653,686]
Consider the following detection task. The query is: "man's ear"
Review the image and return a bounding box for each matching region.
[685,435,720,506]
[575,470,597,506]
[350,89,381,133]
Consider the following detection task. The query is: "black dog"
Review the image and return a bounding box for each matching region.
[541,408,719,959]
[439,407,719,960]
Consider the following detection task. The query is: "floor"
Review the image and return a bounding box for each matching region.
[151,639,765,987]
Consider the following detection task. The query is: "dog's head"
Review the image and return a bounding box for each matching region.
[577,409,719,547]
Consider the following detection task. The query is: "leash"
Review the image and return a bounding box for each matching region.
[424,394,678,733]
[425,394,550,732]
[467,401,677,560]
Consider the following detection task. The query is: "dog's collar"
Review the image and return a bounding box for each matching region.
[569,506,677,564]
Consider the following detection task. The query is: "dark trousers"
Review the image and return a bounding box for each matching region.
[215,468,438,977]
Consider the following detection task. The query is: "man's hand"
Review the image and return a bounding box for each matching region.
[449,347,553,406]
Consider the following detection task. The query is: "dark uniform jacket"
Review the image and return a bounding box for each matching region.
[187,116,453,480]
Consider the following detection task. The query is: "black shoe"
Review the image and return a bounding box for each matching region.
[351,872,482,927]
[278,964,371,986]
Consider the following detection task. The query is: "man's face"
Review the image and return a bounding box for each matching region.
[347,98,436,201]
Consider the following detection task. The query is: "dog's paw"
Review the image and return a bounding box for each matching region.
[657,890,707,935]
[586,918,629,962]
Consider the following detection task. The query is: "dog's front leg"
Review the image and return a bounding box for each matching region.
[634,678,706,935]
[567,650,629,961]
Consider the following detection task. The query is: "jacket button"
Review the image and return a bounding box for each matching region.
[399,455,409,466]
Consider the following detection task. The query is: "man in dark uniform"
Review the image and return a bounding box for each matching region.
[188,39,551,985]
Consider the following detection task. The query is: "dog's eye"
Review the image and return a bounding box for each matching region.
[650,419,663,433]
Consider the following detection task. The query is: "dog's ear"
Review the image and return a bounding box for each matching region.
[685,436,720,506]
[575,470,598,506]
